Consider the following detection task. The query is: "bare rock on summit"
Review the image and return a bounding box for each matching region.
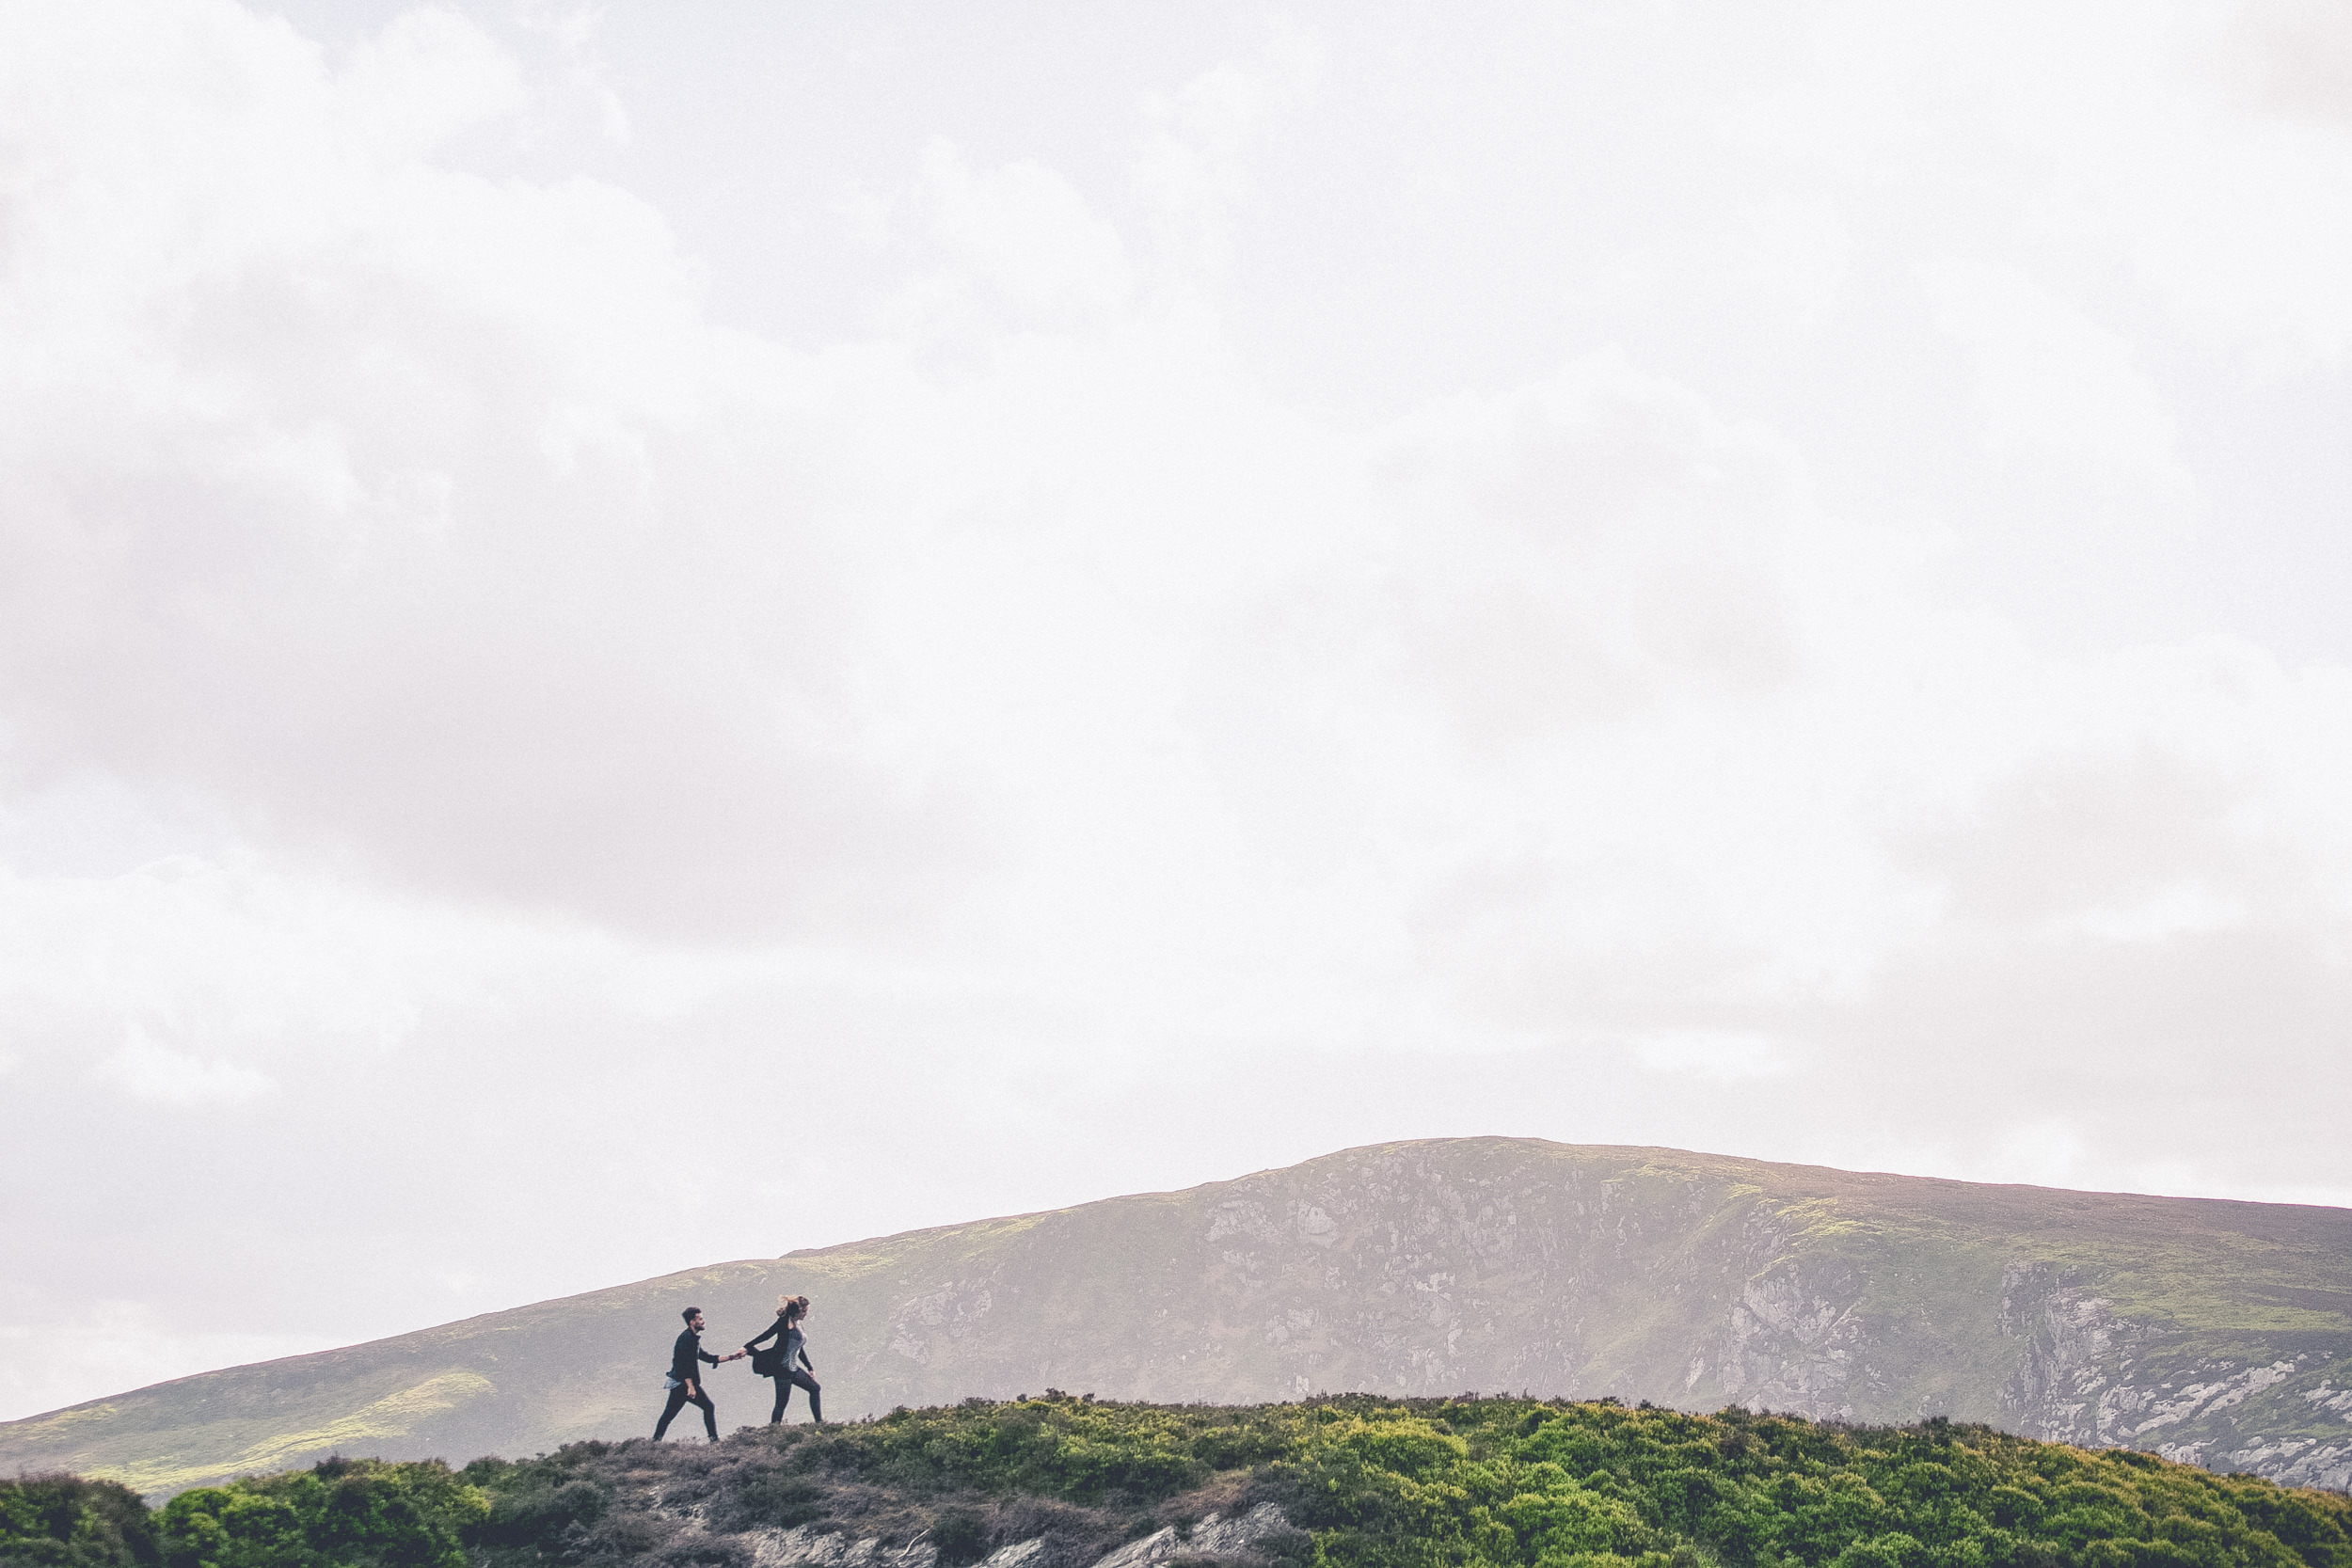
[1091,1505,1302,1568]
[740,1506,1299,1568]
[975,1542,1050,1568]
[746,1528,939,1568]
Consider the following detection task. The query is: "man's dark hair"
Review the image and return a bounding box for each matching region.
[682,1307,701,1324]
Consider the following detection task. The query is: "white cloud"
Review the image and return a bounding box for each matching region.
[5,0,2352,1420]
[2225,0,2352,127]
[337,8,526,156]
[99,1033,279,1106]
[1992,1120,2090,1189]
[1134,30,1320,277]
[1923,256,2195,531]
[917,141,1134,323]
[1376,350,1805,736]
[1635,1032,1787,1083]
[0,0,963,942]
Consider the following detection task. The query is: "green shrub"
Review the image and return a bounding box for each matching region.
[157,1457,485,1568]
[0,1475,160,1568]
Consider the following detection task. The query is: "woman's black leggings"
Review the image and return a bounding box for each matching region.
[770,1368,821,1424]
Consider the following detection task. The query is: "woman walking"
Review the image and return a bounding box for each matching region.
[744,1293,822,1424]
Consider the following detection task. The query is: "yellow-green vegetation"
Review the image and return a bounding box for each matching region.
[483,1394,2352,1567]
[154,1458,486,1568]
[796,1395,2352,1568]
[11,1397,2352,1568]
[89,1375,501,1499]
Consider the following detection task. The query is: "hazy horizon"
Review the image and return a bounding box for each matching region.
[5,0,2352,1423]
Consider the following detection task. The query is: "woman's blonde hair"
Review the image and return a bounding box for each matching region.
[780,1293,810,1323]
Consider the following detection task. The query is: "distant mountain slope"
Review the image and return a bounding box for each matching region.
[6,1138,2349,1496]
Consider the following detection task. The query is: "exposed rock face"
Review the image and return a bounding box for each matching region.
[976,1543,1048,1568]
[2232,1430,2352,1493]
[1988,1262,2352,1489]
[1690,1244,1872,1419]
[746,1527,940,1568]
[1087,1504,1302,1568]
[4,1138,2347,1495]
[735,1506,1298,1568]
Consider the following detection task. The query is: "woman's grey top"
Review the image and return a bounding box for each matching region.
[747,1314,812,1370]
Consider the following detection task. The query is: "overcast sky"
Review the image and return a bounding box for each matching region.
[6,0,2352,1423]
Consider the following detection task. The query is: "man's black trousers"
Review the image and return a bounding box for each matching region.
[656,1383,718,1440]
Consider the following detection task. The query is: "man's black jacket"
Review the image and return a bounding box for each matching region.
[671,1327,720,1385]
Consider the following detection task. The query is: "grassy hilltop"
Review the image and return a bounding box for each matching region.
[5,1139,2349,1496]
[8,1396,2352,1568]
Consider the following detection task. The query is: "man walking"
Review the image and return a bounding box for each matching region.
[654,1307,742,1441]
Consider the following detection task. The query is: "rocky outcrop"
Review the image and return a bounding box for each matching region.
[1089,1504,1304,1568]
[1688,1248,1871,1420]
[1996,1263,2169,1446]
[739,1507,1300,1568]
[748,1528,941,1568]
[1988,1261,2352,1487]
[2226,1435,2352,1493]
[888,1279,999,1368]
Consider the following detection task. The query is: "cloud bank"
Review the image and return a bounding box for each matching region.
[3,0,2351,1420]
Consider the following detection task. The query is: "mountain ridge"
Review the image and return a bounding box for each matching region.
[6,1137,2348,1496]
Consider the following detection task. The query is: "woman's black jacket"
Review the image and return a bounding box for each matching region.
[744,1316,812,1375]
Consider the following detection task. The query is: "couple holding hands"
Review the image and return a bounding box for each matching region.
[656,1293,822,1440]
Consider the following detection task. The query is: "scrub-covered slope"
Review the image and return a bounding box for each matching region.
[5,1138,2349,1495]
[13,1397,2352,1568]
